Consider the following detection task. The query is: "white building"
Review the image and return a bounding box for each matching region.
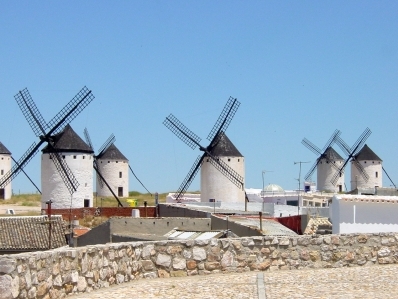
[96,144,129,198]
[0,142,12,200]
[200,134,245,203]
[351,144,382,190]
[331,194,398,234]
[41,125,94,209]
[317,147,345,193]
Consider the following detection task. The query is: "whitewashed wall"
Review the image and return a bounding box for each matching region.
[41,153,93,209]
[0,153,12,199]
[351,160,382,190]
[317,158,344,192]
[200,156,245,203]
[331,194,398,234]
[96,160,129,197]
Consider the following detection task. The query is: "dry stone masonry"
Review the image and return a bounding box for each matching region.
[1,233,398,298]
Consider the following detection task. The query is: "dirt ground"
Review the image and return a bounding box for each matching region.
[0,204,41,215]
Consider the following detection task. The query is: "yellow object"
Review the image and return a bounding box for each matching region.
[126,199,138,207]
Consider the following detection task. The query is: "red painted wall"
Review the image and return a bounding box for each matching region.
[274,215,302,234]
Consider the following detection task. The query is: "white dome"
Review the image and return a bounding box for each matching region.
[264,184,284,192]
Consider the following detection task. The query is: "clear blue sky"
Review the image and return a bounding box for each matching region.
[1,1,397,195]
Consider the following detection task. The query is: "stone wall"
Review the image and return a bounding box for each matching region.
[1,233,398,299]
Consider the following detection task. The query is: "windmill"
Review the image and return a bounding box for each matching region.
[163,97,247,203]
[83,128,124,207]
[302,130,344,192]
[332,127,372,189]
[0,87,94,207]
[84,128,152,207]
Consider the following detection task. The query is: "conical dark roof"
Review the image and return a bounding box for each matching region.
[97,144,128,161]
[320,147,343,161]
[42,124,93,154]
[0,142,11,155]
[209,133,243,157]
[354,144,382,161]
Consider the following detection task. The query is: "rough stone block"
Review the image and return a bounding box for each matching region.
[156,254,171,268]
[192,247,206,261]
[0,260,16,275]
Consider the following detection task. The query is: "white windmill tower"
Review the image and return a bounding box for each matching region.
[164,97,247,203]
[302,130,345,192]
[84,128,150,207]
[41,124,94,209]
[350,144,382,190]
[200,133,244,203]
[95,143,129,198]
[0,142,12,199]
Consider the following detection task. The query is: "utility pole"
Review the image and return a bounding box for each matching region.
[294,161,310,214]
[262,170,274,194]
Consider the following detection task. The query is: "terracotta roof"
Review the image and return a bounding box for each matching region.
[354,144,382,161]
[0,215,67,251]
[209,133,243,157]
[0,142,11,155]
[97,144,128,161]
[42,124,94,154]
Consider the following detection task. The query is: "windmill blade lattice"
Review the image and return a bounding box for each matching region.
[331,127,372,185]
[173,155,205,201]
[47,86,94,135]
[49,151,79,195]
[207,153,244,189]
[301,129,341,181]
[0,142,38,188]
[97,134,116,156]
[207,97,240,143]
[14,89,47,137]
[163,114,202,150]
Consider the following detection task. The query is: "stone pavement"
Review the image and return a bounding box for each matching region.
[69,264,398,299]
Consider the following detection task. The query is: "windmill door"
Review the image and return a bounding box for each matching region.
[118,187,123,197]
[0,189,4,199]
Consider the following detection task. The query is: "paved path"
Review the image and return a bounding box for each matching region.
[70,264,398,299]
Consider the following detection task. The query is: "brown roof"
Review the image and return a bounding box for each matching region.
[0,215,67,251]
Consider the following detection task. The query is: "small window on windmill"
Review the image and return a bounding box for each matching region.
[49,156,52,159]
[364,161,367,163]
[1,170,3,175]
[238,159,240,162]
[73,155,76,159]
[207,159,209,162]
[108,161,110,163]
[376,172,378,178]
[116,161,118,163]
[83,156,85,159]
[228,158,231,162]
[119,172,122,178]
[62,155,65,159]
